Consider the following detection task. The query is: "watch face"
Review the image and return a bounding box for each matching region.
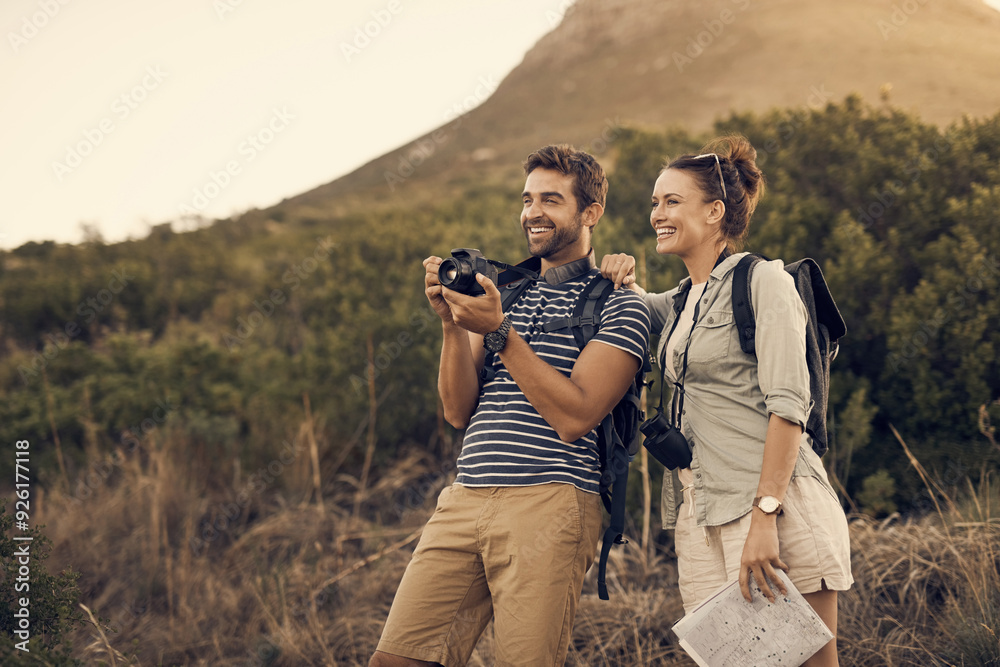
[483,316,510,353]
[759,496,780,513]
[484,331,505,352]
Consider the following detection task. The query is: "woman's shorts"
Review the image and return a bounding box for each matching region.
[674,470,854,614]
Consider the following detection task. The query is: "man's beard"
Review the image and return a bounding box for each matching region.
[525,212,584,259]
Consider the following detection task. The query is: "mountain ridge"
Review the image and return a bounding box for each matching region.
[285,0,1000,215]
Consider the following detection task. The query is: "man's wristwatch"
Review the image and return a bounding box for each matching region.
[753,495,783,515]
[483,315,512,353]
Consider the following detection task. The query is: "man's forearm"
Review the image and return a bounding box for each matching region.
[438,322,480,429]
[498,328,637,443]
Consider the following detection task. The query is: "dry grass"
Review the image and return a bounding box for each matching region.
[35,429,1000,666]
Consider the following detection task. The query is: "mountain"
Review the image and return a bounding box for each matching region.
[284,0,1000,216]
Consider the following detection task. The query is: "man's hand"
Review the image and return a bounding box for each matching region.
[429,261,487,429]
[423,256,457,324]
[442,273,505,335]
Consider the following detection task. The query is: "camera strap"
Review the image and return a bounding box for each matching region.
[654,251,728,430]
[658,281,708,431]
[491,260,541,286]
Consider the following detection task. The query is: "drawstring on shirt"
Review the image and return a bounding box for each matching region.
[681,480,711,546]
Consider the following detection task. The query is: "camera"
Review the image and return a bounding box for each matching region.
[438,248,501,296]
[639,408,693,470]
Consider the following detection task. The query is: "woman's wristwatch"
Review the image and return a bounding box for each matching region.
[753,495,783,515]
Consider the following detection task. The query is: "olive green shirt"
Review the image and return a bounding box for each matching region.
[644,252,836,528]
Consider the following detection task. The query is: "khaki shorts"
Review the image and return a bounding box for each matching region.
[376,482,603,666]
[674,471,854,614]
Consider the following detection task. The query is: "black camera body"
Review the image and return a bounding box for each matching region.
[438,248,500,296]
[639,408,693,470]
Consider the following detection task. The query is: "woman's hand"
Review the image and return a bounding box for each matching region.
[600,253,637,289]
[738,513,789,604]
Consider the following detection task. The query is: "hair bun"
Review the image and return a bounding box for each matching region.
[698,134,766,251]
[703,134,764,203]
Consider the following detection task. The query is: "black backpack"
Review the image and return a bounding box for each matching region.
[481,270,651,601]
[730,255,847,457]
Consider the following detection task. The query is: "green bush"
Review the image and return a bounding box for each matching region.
[0,502,83,665]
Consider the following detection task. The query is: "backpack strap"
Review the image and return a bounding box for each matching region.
[536,273,628,600]
[539,274,614,347]
[597,413,629,600]
[731,253,765,355]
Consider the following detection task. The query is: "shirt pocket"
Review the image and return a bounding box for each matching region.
[688,309,734,364]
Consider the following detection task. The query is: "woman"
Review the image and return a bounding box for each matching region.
[601,135,852,666]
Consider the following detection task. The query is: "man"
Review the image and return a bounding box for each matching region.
[370,145,651,666]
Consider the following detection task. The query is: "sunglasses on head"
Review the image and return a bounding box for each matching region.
[693,153,727,200]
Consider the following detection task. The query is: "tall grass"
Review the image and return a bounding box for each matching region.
[28,427,1000,666]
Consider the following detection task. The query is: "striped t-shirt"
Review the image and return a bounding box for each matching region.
[456,267,651,495]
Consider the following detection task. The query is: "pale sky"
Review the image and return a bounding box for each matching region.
[1,0,573,249]
[4,0,999,250]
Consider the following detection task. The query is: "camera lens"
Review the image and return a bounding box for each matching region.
[439,258,475,292]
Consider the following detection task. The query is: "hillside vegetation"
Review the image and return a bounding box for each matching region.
[1,98,1000,663]
[3,97,998,512]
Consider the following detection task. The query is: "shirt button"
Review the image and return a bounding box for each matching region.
[703,297,709,304]
[707,316,714,324]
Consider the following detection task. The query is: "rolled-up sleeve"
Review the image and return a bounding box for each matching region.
[751,261,810,429]
[643,289,676,334]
